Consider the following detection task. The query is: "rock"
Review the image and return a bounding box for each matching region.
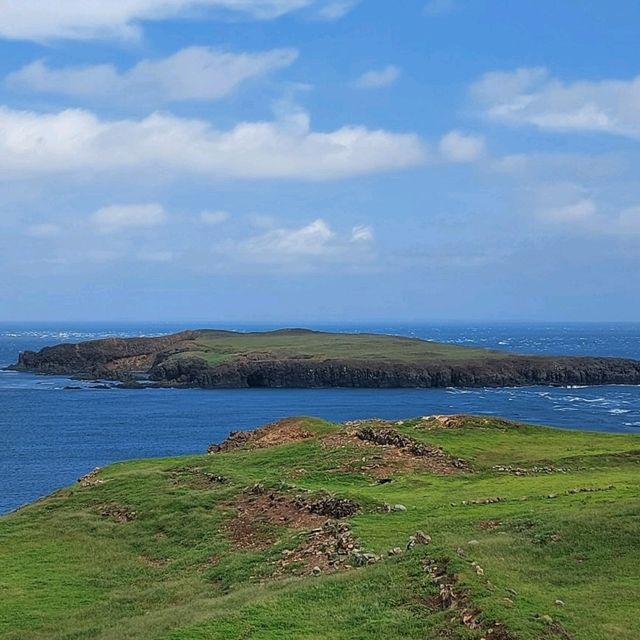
[312,566,322,576]
[456,547,466,557]
[542,615,554,624]
[471,562,484,576]
[555,599,565,607]
[467,539,480,546]
[388,547,404,556]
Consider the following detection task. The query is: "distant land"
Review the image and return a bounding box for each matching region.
[8,328,640,389]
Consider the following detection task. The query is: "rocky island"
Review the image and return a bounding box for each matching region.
[8,328,640,388]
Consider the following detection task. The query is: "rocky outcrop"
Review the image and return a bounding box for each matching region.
[9,331,197,379]
[150,355,640,388]
[7,330,640,389]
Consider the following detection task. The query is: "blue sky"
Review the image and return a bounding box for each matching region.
[1,0,639,322]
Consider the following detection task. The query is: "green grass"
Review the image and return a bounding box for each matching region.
[166,329,505,366]
[1,416,639,639]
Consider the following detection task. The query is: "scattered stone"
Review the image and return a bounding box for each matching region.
[493,464,569,476]
[78,467,103,487]
[567,485,614,494]
[384,503,407,512]
[461,496,505,506]
[555,599,565,607]
[542,615,554,624]
[388,547,404,556]
[303,495,359,519]
[407,531,431,550]
[355,426,467,470]
[456,547,466,557]
[468,540,480,546]
[423,557,514,638]
[312,566,322,576]
[471,562,484,577]
[99,504,137,523]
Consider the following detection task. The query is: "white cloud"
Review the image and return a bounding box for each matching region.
[91,203,167,233]
[439,130,486,163]
[200,210,230,224]
[539,199,597,224]
[538,198,640,237]
[0,106,425,181]
[26,223,62,238]
[350,225,373,242]
[472,67,640,138]
[315,0,358,20]
[354,65,401,90]
[0,1,353,41]
[8,47,298,103]
[215,218,375,267]
[423,0,455,16]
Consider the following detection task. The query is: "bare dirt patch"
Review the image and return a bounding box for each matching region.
[209,418,315,453]
[225,489,330,550]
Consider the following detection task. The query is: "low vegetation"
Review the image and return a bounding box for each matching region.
[1,415,639,639]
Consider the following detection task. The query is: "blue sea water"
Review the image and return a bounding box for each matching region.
[1,322,640,515]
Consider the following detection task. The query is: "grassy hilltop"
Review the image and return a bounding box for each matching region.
[1,416,639,639]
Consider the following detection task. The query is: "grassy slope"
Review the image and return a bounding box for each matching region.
[1,416,639,640]
[167,330,505,366]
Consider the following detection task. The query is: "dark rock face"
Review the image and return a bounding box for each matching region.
[150,356,640,389]
[9,332,197,379]
[8,331,640,389]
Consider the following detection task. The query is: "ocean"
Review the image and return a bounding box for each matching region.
[1,322,639,515]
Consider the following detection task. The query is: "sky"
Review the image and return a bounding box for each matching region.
[0,0,639,323]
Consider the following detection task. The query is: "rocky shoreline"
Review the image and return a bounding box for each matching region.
[7,330,640,389]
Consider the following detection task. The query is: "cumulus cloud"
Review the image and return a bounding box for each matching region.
[538,198,640,237]
[0,106,425,181]
[0,0,354,41]
[472,67,640,138]
[354,65,401,90]
[439,130,486,163]
[200,210,230,224]
[8,47,298,103]
[214,218,375,267]
[91,203,167,233]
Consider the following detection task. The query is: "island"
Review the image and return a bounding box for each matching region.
[8,328,640,388]
[1,414,639,639]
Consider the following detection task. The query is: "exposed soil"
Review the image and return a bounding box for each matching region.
[225,489,331,550]
[209,418,315,453]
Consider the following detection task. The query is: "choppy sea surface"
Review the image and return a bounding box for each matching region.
[1,322,640,514]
